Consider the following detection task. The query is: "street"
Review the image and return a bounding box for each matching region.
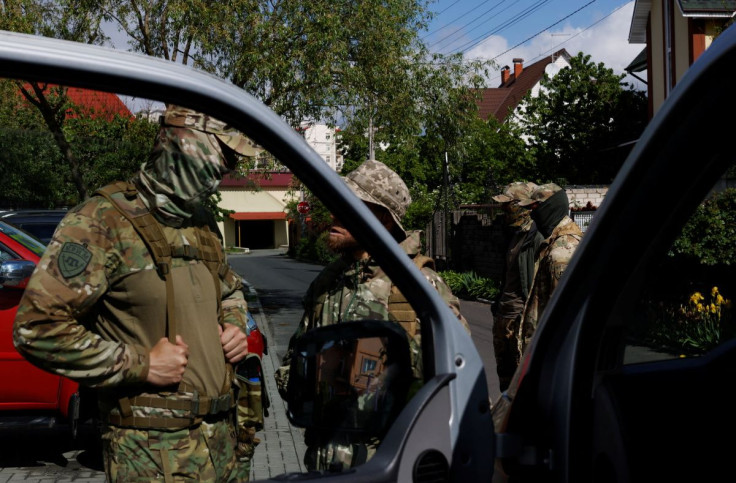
[0,248,500,481]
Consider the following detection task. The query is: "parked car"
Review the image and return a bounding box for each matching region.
[0,220,82,434]
[0,209,68,244]
[2,23,734,482]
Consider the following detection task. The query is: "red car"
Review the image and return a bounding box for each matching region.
[0,220,81,433]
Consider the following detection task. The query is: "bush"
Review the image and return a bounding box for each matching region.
[669,188,736,265]
[439,270,499,302]
[292,231,336,265]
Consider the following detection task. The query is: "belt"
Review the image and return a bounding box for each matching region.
[105,388,234,430]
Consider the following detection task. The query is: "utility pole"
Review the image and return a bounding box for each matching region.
[443,152,451,269]
[368,116,375,161]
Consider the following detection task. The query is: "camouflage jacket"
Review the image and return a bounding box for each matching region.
[13,189,249,416]
[518,216,582,354]
[496,218,544,319]
[275,230,467,397]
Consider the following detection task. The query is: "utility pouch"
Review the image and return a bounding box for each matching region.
[234,354,271,462]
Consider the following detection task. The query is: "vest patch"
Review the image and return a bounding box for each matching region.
[58,242,92,279]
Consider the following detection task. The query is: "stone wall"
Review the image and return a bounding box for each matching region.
[566,185,608,209]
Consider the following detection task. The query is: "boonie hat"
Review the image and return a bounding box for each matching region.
[344,160,411,238]
[162,105,257,157]
[492,181,537,203]
[518,183,563,207]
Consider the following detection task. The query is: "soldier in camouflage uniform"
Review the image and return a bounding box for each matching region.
[491,182,544,392]
[13,106,257,482]
[517,183,583,355]
[275,160,468,473]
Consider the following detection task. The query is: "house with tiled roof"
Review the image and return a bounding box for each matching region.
[17,84,132,119]
[476,49,572,124]
[217,172,297,250]
[64,87,132,120]
[628,0,736,117]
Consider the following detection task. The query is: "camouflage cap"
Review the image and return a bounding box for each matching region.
[492,181,538,203]
[518,183,563,207]
[162,105,257,157]
[344,160,411,238]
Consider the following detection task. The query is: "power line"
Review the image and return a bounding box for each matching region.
[449,0,555,54]
[422,0,497,40]
[456,0,596,56]
[476,2,632,82]
[429,0,519,51]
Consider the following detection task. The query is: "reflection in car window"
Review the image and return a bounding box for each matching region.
[0,222,46,257]
[625,162,736,364]
[0,243,16,262]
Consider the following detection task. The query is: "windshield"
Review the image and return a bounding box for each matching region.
[0,220,47,257]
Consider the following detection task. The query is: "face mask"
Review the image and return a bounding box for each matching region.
[135,126,230,227]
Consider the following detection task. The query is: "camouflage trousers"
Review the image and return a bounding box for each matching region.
[492,314,523,392]
[101,417,251,482]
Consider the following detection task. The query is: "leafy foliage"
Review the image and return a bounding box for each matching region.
[636,287,734,355]
[669,188,736,265]
[98,0,491,133]
[0,80,157,207]
[439,270,499,302]
[290,231,337,265]
[517,52,648,185]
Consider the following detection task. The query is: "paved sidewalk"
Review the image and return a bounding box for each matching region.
[244,281,308,480]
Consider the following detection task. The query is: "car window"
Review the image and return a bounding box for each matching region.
[624,160,736,364]
[0,222,46,257]
[0,241,18,262]
[13,223,58,244]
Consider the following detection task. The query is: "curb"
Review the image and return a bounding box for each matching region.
[242,279,307,480]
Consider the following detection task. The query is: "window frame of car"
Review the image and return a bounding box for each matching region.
[0,30,493,481]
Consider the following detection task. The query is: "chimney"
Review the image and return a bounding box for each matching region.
[501,66,510,85]
[513,58,524,79]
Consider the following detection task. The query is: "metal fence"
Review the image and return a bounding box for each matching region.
[570,210,596,233]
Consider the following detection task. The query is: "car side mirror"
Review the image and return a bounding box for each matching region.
[286,320,414,438]
[0,259,36,289]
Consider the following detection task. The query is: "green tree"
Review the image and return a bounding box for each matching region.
[97,0,490,133]
[1,0,117,203]
[669,188,736,266]
[516,52,647,185]
[0,78,157,207]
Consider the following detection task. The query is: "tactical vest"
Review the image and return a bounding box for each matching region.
[312,254,435,338]
[94,181,234,430]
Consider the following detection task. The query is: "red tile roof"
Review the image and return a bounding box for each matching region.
[65,87,132,121]
[220,172,295,188]
[477,49,570,123]
[230,212,287,220]
[18,84,132,121]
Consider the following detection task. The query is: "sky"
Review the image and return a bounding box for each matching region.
[422,0,646,89]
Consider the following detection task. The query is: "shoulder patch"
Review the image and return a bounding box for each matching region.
[58,242,92,279]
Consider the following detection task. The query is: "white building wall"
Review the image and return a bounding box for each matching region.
[217,187,297,249]
[300,123,341,171]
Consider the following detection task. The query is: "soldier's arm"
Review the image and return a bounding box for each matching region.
[12,202,150,388]
[547,236,580,289]
[219,265,250,363]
